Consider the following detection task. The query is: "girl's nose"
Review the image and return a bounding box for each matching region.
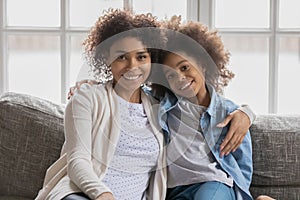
[178,73,186,81]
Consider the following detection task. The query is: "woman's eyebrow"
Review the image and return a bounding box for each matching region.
[113,50,127,55]
[113,49,148,55]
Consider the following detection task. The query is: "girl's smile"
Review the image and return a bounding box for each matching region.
[163,52,210,106]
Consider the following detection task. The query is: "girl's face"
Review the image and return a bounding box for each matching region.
[109,37,151,93]
[163,52,207,100]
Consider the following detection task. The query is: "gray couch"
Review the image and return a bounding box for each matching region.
[0,92,299,200]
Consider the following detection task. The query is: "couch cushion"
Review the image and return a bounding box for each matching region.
[0,92,65,199]
[250,114,300,199]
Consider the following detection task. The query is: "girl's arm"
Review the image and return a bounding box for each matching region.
[68,80,255,159]
[67,79,99,100]
[218,105,255,157]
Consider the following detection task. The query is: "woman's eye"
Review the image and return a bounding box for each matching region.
[117,55,126,60]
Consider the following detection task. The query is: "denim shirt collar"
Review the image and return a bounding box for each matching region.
[160,83,220,115]
[205,84,220,118]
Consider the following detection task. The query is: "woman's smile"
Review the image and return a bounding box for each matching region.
[122,70,144,81]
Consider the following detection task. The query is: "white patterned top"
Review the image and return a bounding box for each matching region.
[102,94,159,200]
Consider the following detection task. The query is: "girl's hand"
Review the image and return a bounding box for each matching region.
[95,192,115,200]
[256,195,276,200]
[217,109,251,157]
[67,79,99,100]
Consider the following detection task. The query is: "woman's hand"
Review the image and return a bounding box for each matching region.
[217,109,251,157]
[67,79,99,100]
[95,192,115,200]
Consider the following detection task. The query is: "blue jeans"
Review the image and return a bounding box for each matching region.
[166,181,236,200]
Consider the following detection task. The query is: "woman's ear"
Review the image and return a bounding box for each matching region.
[103,52,112,66]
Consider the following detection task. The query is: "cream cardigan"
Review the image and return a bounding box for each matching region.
[35,83,167,200]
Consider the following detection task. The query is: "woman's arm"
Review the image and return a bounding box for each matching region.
[65,84,112,199]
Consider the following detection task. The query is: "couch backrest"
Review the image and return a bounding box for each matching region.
[0,92,65,198]
[1,92,299,199]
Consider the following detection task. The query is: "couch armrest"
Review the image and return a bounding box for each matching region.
[0,92,65,198]
[250,114,300,199]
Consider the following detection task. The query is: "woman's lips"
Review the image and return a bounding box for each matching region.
[122,72,143,80]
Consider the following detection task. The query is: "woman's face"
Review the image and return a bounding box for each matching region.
[108,37,151,93]
[163,52,206,100]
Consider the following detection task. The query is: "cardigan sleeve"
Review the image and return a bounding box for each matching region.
[64,84,112,199]
[237,104,256,125]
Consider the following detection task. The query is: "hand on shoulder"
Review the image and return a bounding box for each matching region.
[256,195,276,200]
[218,109,251,157]
[68,79,99,100]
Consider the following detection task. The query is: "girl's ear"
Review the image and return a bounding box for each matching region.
[196,61,206,75]
[203,68,207,76]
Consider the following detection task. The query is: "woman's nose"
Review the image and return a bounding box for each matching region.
[127,57,138,69]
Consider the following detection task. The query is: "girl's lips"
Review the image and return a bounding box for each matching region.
[179,81,192,90]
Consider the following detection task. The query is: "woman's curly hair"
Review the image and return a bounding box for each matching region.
[83,9,164,83]
[159,16,234,94]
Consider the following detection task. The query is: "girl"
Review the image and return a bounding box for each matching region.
[156,20,253,200]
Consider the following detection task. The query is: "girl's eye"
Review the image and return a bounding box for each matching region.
[137,54,148,61]
[180,65,189,71]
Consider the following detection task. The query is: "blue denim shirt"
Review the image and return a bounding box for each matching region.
[145,84,253,200]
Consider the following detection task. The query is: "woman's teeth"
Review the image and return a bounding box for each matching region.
[123,74,141,80]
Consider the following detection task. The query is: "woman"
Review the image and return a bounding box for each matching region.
[35,9,166,200]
